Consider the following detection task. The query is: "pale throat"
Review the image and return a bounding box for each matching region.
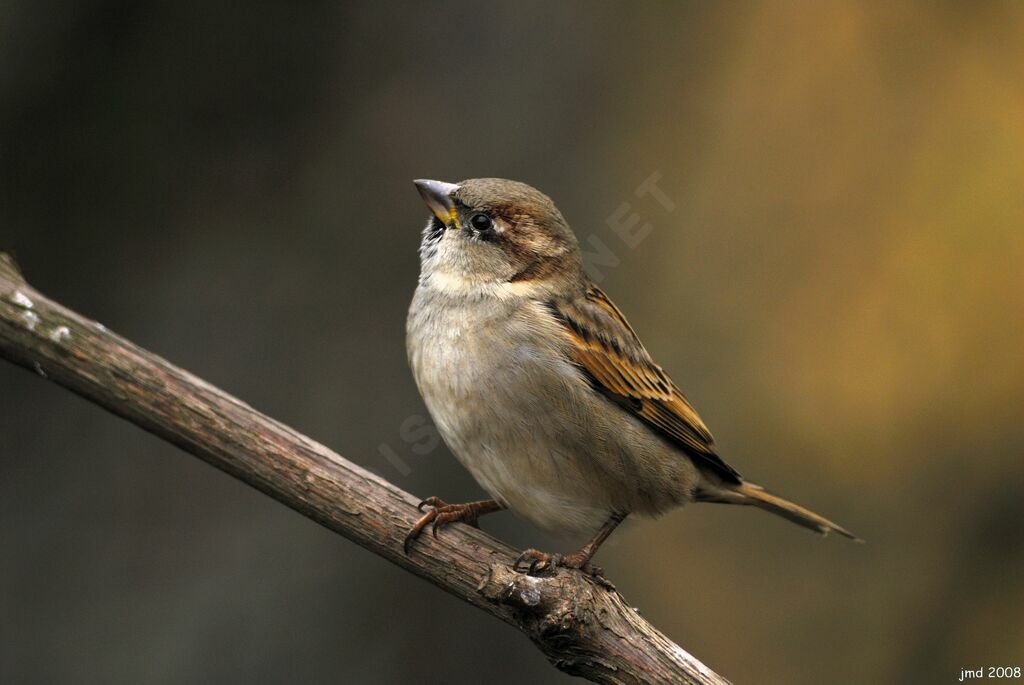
[422,269,559,301]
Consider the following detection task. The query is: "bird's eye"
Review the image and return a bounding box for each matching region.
[470,213,493,232]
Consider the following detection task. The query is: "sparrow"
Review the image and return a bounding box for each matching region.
[404,177,858,575]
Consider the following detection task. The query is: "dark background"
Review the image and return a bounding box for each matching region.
[2,2,1022,683]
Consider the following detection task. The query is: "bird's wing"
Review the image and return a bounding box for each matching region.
[546,284,741,482]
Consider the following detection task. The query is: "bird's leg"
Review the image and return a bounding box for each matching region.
[514,512,627,578]
[403,497,504,553]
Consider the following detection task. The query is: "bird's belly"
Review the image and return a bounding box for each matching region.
[408,294,696,534]
[419,348,606,530]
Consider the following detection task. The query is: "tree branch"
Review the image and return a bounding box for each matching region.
[0,252,730,685]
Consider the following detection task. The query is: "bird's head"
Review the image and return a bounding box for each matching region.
[413,178,583,293]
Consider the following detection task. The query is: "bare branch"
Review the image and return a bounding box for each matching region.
[0,252,730,685]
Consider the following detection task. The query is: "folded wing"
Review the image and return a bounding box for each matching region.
[546,284,741,483]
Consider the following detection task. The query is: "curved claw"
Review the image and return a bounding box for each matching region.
[512,551,530,572]
[514,549,555,576]
[403,508,438,554]
[513,549,611,584]
[512,555,525,572]
[417,496,445,512]
[404,500,468,552]
[405,497,503,555]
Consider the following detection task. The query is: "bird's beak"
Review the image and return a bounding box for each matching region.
[414,179,461,229]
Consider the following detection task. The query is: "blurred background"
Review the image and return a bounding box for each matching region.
[2,2,1022,683]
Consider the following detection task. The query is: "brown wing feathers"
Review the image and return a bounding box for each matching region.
[547,285,742,483]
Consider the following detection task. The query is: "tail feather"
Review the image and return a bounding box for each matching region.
[699,481,862,542]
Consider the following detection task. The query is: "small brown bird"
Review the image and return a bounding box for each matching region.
[404,178,858,575]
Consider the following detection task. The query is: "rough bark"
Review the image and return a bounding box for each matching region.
[0,252,730,685]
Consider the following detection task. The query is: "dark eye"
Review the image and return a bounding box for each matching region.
[470,213,493,232]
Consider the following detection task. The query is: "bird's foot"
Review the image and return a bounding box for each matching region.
[513,548,614,588]
[404,497,498,553]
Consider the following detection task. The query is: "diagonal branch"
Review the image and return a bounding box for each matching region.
[0,252,730,685]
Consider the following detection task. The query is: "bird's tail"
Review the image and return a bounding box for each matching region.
[699,481,862,541]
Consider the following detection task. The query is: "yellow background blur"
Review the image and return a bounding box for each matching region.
[2,2,1022,683]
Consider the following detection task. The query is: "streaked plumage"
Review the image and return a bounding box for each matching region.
[405,178,857,573]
